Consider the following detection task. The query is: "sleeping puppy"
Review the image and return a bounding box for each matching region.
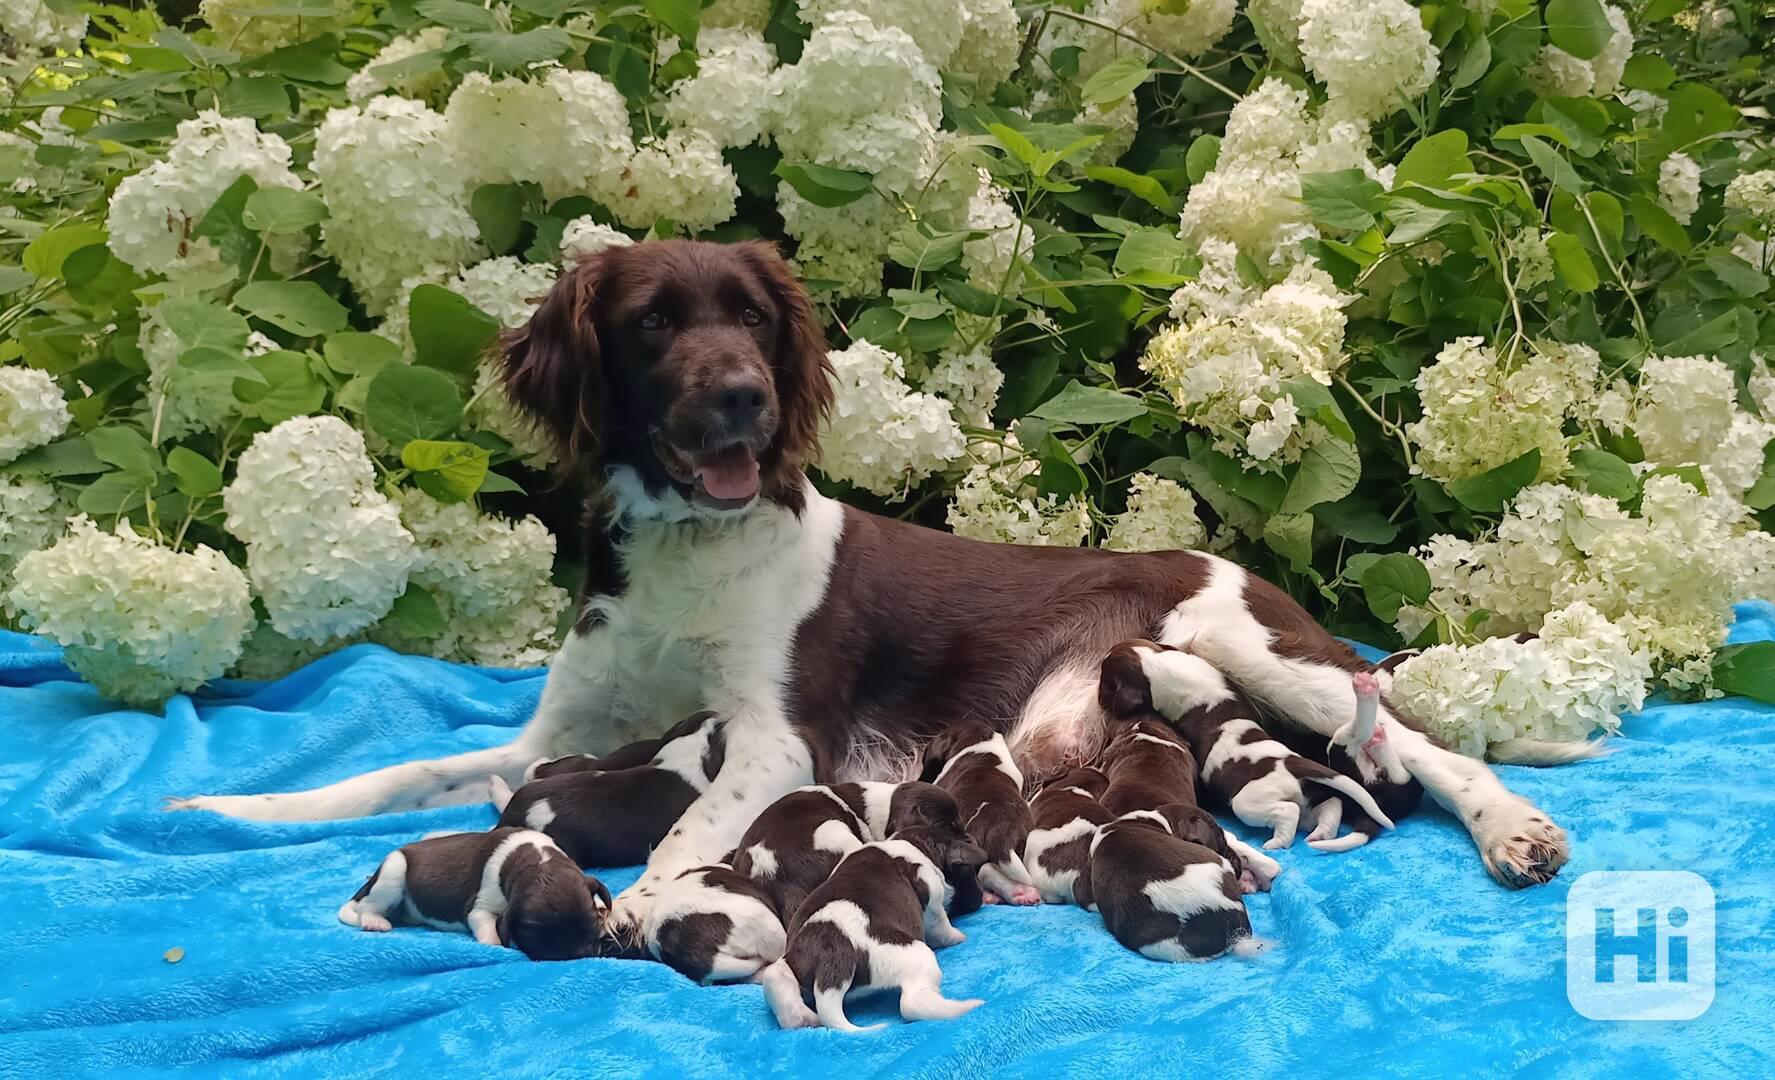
[1024,767,1114,907]
[642,863,790,984]
[487,711,725,868]
[759,821,988,1032]
[921,719,1039,906]
[520,709,722,781]
[1100,641,1394,851]
[338,827,610,961]
[1088,807,1262,963]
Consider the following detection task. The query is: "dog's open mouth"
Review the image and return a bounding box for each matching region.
[654,436,761,510]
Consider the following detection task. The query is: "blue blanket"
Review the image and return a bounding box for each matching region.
[3,606,1772,1078]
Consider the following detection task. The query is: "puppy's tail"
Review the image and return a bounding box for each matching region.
[1485,738,1613,765]
[1001,848,1034,887]
[815,982,882,1033]
[488,774,514,813]
[1305,830,1371,853]
[1303,772,1394,832]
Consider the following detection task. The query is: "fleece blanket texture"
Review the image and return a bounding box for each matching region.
[2,605,1772,1078]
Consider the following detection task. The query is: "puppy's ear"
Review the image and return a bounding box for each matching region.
[586,876,613,914]
[738,240,832,476]
[494,911,511,947]
[499,250,617,466]
[1098,647,1154,720]
[918,734,951,784]
[948,837,988,872]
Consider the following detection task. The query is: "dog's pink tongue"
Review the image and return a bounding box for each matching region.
[695,449,761,501]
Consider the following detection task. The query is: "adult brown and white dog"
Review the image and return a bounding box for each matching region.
[170,239,1579,943]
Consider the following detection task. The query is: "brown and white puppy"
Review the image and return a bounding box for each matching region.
[1103,641,1395,851]
[488,711,725,868]
[522,734,671,781]
[1088,809,1262,963]
[1023,767,1114,907]
[922,719,1038,906]
[642,863,789,984]
[760,823,988,1032]
[338,827,611,961]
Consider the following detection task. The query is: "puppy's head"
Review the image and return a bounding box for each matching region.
[1098,639,1160,720]
[1157,803,1243,878]
[498,871,611,962]
[499,239,833,517]
[1102,717,1184,765]
[895,823,990,916]
[1049,766,1110,800]
[918,719,998,783]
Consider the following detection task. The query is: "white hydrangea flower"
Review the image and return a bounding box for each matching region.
[0,365,71,464]
[1391,601,1650,758]
[224,416,418,643]
[800,0,965,68]
[1658,152,1701,225]
[199,0,349,56]
[371,491,570,668]
[611,129,740,231]
[1084,94,1140,165]
[0,0,86,51]
[0,473,68,579]
[1750,354,1775,419]
[7,516,253,706]
[777,183,895,297]
[445,68,635,204]
[347,27,452,103]
[1614,354,1775,498]
[313,97,484,315]
[105,111,302,279]
[1407,337,1598,485]
[1509,229,1556,291]
[1298,0,1440,122]
[1525,4,1633,98]
[559,217,635,261]
[819,340,966,497]
[1248,0,1307,54]
[773,10,942,126]
[661,28,776,149]
[922,344,1003,429]
[1106,472,1207,552]
[1735,234,1775,273]
[959,173,1029,289]
[1724,169,1775,222]
[947,443,1091,547]
[1063,0,1239,81]
[948,0,1022,95]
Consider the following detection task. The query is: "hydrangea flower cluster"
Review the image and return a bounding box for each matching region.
[1525,4,1633,98]
[948,0,1022,96]
[560,216,635,261]
[1658,152,1701,225]
[1105,472,1208,553]
[312,97,484,314]
[1297,0,1440,122]
[922,344,1003,429]
[445,68,634,205]
[434,257,560,468]
[946,443,1092,547]
[6,517,253,706]
[819,340,965,497]
[1390,601,1652,758]
[105,111,302,279]
[346,27,452,103]
[1407,338,1600,485]
[1592,354,1775,498]
[0,365,70,464]
[661,28,777,149]
[1724,170,1775,222]
[612,129,739,231]
[223,416,417,643]
[0,0,86,51]
[0,473,66,579]
[1051,0,1239,82]
[197,0,350,57]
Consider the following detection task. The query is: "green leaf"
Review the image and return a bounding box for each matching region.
[1450,32,1492,90]
[1712,642,1775,705]
[1263,511,1314,570]
[1279,433,1361,513]
[460,28,573,72]
[1185,135,1220,184]
[1315,498,1399,544]
[1704,253,1769,298]
[1520,134,1585,193]
[645,0,701,46]
[1080,56,1150,105]
[409,285,504,374]
[1547,232,1600,292]
[1628,194,1691,254]
[233,350,326,424]
[368,48,449,87]
[402,439,491,502]
[241,187,327,234]
[6,435,104,477]
[1384,202,1464,245]
[0,265,35,294]
[253,35,353,84]
[1568,448,1637,501]
[1493,122,1573,147]
[937,277,1019,318]
[77,473,149,518]
[1393,130,1472,190]
[218,76,291,119]
[988,123,1043,169]
[87,426,160,478]
[152,27,238,68]
[366,364,465,447]
[159,297,250,354]
[1028,381,1147,425]
[1299,169,1384,232]
[1622,55,1675,91]
[887,288,949,321]
[773,161,875,208]
[386,585,448,640]
[471,184,525,254]
[1448,448,1541,511]
[415,0,499,30]
[323,332,403,376]
[886,227,967,272]
[1083,165,1172,211]
[1359,552,1432,623]
[1545,0,1615,61]
[478,469,525,495]
[1113,227,1198,286]
[191,174,259,273]
[22,223,106,279]
[166,446,223,497]
[235,281,350,337]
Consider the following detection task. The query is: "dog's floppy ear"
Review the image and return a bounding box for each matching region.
[499,250,616,466]
[585,875,613,914]
[918,732,954,784]
[738,240,832,472]
[1098,644,1156,720]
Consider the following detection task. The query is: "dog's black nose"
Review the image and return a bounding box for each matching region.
[711,374,768,433]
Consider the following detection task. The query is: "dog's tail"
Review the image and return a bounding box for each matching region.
[488,774,514,813]
[1305,830,1371,853]
[814,980,881,1033]
[1485,738,1612,765]
[1302,772,1395,832]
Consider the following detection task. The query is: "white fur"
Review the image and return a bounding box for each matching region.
[488,775,514,813]
[651,715,721,792]
[647,866,787,984]
[523,799,557,832]
[931,732,1022,790]
[744,844,779,879]
[1024,815,1099,905]
[855,781,896,840]
[1137,860,1247,963]
[812,818,865,858]
[1006,662,1103,777]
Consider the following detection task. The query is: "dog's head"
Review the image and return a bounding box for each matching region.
[1044,766,1110,801]
[497,869,612,962]
[499,239,833,518]
[1098,639,1160,720]
[1102,717,1184,764]
[917,719,998,783]
[888,782,989,914]
[1156,802,1242,878]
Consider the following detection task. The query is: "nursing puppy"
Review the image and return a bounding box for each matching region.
[1089,808,1261,963]
[1102,641,1394,851]
[922,719,1039,905]
[488,711,724,868]
[338,827,610,961]
[1024,767,1114,907]
[643,863,789,984]
[519,710,721,781]
[761,822,988,1032]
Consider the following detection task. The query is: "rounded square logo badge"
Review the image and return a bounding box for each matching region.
[1567,870,1715,1021]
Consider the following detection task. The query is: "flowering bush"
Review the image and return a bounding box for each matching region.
[4,1,1775,755]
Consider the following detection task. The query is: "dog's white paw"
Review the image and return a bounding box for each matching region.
[928,925,966,949]
[1473,796,1568,888]
[359,913,393,932]
[163,793,271,819]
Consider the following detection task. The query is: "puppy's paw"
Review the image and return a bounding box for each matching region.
[981,892,1003,905]
[928,926,967,949]
[1261,837,1291,851]
[1238,870,1259,895]
[1005,884,1040,906]
[1475,799,1569,888]
[359,913,393,932]
[161,793,274,819]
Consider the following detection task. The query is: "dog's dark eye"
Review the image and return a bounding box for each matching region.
[740,307,765,327]
[638,311,668,331]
